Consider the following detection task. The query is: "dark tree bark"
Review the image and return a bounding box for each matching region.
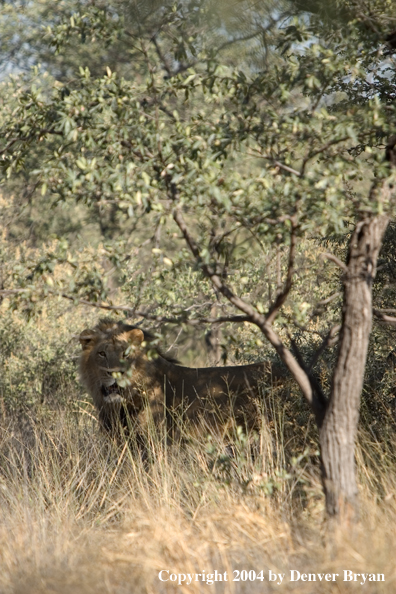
[320,209,390,517]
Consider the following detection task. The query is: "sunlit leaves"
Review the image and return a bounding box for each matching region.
[0,0,396,340]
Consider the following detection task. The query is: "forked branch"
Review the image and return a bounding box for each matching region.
[172,207,326,424]
[373,308,396,325]
[309,324,341,371]
[265,219,297,325]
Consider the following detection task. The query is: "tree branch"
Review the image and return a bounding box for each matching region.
[240,213,292,228]
[216,28,272,53]
[373,308,396,325]
[274,161,301,177]
[0,288,249,326]
[373,307,396,315]
[171,207,326,423]
[151,34,173,78]
[289,334,328,409]
[309,324,341,371]
[301,136,350,175]
[317,292,342,306]
[322,252,348,272]
[0,128,64,156]
[265,219,297,325]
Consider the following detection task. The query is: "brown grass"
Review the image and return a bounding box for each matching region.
[0,393,395,594]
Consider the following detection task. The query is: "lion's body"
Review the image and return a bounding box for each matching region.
[79,319,282,436]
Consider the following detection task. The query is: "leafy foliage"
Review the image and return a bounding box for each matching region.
[1,2,396,519]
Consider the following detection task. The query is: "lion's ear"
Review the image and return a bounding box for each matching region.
[79,329,96,351]
[125,328,145,345]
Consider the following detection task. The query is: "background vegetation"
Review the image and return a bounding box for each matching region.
[1,0,396,590]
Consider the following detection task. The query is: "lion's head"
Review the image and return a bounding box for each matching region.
[79,319,154,429]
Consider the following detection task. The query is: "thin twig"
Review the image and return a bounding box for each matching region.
[0,288,250,326]
[151,35,173,78]
[300,136,350,175]
[322,252,348,272]
[265,218,297,325]
[373,309,396,325]
[241,213,292,227]
[0,128,62,156]
[317,292,342,306]
[373,307,396,315]
[309,324,341,371]
[274,161,301,177]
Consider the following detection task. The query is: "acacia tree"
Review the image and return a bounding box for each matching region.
[1,0,396,518]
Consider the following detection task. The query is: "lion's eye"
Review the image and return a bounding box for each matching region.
[98,351,106,358]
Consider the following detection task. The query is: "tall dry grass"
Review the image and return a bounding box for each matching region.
[0,390,395,594]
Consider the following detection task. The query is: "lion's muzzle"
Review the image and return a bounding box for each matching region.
[101,383,126,404]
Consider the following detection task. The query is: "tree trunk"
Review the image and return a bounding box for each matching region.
[320,213,389,517]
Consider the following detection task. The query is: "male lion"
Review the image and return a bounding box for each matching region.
[79,318,282,438]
